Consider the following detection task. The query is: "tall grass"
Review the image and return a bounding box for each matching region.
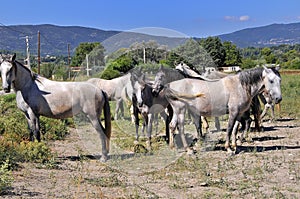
[279,73,300,118]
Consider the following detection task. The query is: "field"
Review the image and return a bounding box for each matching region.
[1,73,300,198]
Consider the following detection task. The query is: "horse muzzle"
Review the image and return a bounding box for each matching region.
[138,101,143,108]
[3,85,11,93]
[275,96,282,104]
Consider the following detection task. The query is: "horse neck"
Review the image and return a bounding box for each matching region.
[142,84,154,106]
[239,68,265,97]
[13,62,35,92]
[165,70,184,83]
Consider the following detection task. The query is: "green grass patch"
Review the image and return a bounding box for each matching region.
[280,73,300,118]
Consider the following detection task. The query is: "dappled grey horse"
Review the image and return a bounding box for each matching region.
[0,54,111,162]
[152,65,221,135]
[130,72,173,149]
[88,73,134,120]
[162,67,282,153]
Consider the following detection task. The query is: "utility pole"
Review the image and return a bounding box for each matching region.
[25,36,31,69]
[68,43,71,79]
[86,54,91,77]
[37,31,41,74]
[143,47,146,64]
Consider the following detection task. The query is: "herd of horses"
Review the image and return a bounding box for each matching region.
[0,54,282,161]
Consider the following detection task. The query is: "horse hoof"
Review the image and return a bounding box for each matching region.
[236,139,242,146]
[134,140,139,145]
[186,148,195,155]
[100,156,108,162]
[146,140,152,151]
[226,148,235,156]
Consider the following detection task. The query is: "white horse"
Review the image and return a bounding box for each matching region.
[87,74,134,120]
[163,67,282,153]
[0,54,111,162]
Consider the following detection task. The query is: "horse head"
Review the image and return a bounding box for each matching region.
[152,66,166,96]
[131,71,147,107]
[0,53,16,93]
[262,66,282,104]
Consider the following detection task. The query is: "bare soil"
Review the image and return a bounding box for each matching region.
[1,118,300,199]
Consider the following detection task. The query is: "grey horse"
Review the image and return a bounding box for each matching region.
[0,54,111,162]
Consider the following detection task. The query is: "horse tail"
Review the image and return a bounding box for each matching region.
[164,86,205,101]
[102,90,112,152]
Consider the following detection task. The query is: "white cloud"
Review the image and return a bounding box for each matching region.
[239,15,250,21]
[224,16,237,21]
[224,15,250,22]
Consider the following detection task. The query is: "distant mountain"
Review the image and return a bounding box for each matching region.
[0,24,187,56]
[1,23,300,56]
[218,22,300,47]
[0,24,119,55]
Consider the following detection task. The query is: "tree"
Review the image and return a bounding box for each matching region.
[173,39,215,72]
[129,40,168,64]
[241,58,256,69]
[200,37,226,67]
[261,47,277,64]
[71,42,104,66]
[223,41,242,66]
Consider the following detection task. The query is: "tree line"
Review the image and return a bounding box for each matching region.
[2,37,299,80]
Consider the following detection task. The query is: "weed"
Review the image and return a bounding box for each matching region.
[0,159,14,194]
[85,174,125,187]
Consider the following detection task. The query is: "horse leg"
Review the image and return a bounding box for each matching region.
[146,113,154,151]
[114,99,122,120]
[261,104,270,121]
[34,116,41,142]
[169,113,178,149]
[88,116,108,162]
[225,111,238,154]
[165,104,173,145]
[133,105,140,142]
[23,112,35,141]
[232,120,240,146]
[215,117,221,132]
[119,100,125,119]
[26,109,41,142]
[270,103,275,122]
[252,95,261,131]
[201,116,209,135]
[192,115,203,138]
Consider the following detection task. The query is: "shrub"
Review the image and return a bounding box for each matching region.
[0,159,13,194]
[18,141,53,163]
[0,94,69,168]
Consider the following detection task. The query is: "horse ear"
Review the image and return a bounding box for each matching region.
[11,53,16,62]
[263,66,271,73]
[140,73,146,83]
[0,54,3,63]
[275,65,281,71]
[159,65,164,70]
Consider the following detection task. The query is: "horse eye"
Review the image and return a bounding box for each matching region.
[269,80,274,84]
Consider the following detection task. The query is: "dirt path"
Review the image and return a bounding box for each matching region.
[2,118,300,198]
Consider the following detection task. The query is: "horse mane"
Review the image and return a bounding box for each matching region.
[160,67,185,83]
[239,67,264,86]
[14,60,40,82]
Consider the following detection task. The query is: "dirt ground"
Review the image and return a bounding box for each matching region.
[1,117,300,199]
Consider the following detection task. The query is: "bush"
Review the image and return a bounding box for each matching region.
[19,141,53,163]
[0,159,13,194]
[100,67,121,80]
[40,117,69,140]
[0,94,70,168]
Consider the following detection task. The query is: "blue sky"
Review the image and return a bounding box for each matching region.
[1,0,300,37]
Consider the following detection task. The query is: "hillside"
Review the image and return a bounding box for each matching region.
[0,24,187,56]
[218,22,300,47]
[0,23,300,55]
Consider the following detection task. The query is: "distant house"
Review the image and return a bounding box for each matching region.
[219,66,241,73]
